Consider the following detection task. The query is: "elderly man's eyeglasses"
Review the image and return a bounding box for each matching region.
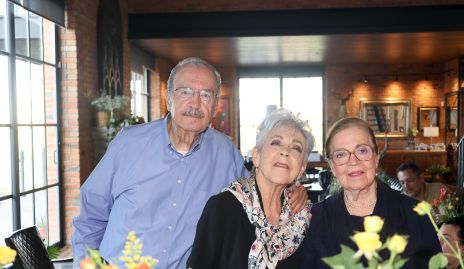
[174,87,215,103]
[329,144,375,166]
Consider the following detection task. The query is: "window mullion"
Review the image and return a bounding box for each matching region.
[7,0,20,230]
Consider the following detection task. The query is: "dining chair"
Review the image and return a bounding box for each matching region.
[4,226,72,269]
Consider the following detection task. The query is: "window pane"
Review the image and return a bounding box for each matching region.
[0,0,6,52]
[44,65,57,123]
[0,198,13,245]
[283,77,323,153]
[0,54,9,124]
[31,62,45,124]
[16,58,31,124]
[20,193,34,228]
[14,4,28,56]
[46,127,58,185]
[29,12,42,60]
[48,186,59,244]
[0,127,12,197]
[34,190,47,241]
[239,78,280,156]
[18,126,33,192]
[33,126,46,188]
[43,19,55,64]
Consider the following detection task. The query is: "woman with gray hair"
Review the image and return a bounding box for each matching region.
[187,108,314,269]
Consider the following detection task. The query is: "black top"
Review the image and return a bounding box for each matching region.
[187,191,303,269]
[300,182,441,269]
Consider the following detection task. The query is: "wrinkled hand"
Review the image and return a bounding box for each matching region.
[288,182,308,214]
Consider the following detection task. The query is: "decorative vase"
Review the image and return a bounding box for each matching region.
[96,111,110,127]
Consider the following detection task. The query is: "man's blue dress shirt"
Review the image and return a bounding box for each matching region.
[72,115,249,269]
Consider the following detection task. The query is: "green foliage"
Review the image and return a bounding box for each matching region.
[91,92,130,112]
[426,164,451,176]
[428,253,448,269]
[322,245,364,269]
[47,245,60,259]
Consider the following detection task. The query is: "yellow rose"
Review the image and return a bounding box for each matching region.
[0,246,16,266]
[352,232,382,260]
[80,258,96,269]
[387,234,408,254]
[364,216,384,233]
[413,201,432,215]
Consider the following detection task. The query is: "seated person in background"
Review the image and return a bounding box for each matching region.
[397,162,448,204]
[439,216,464,269]
[187,108,314,269]
[300,117,440,269]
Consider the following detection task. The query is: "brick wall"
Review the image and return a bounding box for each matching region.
[61,0,133,244]
[326,62,456,149]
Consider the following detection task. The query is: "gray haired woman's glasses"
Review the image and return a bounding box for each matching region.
[329,144,374,166]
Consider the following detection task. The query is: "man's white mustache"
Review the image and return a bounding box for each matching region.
[182,108,205,118]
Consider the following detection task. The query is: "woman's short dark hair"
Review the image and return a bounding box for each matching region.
[325,117,378,158]
[443,215,464,244]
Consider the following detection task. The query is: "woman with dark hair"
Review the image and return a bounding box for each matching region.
[300,117,441,268]
[440,216,464,269]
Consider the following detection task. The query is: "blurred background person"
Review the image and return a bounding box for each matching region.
[439,216,464,269]
[397,162,447,204]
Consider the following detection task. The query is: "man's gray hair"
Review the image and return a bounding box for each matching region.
[167,57,221,96]
[255,108,315,160]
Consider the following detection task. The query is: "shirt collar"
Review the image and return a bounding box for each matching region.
[163,113,208,156]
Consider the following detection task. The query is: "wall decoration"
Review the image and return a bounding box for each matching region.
[417,107,439,131]
[97,0,123,97]
[360,100,411,137]
[448,108,458,131]
[213,97,231,136]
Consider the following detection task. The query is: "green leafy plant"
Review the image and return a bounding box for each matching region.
[426,165,451,176]
[91,92,130,112]
[47,245,60,260]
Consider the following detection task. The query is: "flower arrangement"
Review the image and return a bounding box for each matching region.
[322,216,410,269]
[432,187,461,225]
[0,246,16,266]
[80,231,158,269]
[91,92,130,113]
[323,201,464,269]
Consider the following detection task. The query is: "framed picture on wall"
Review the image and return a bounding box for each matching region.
[212,97,231,136]
[448,107,458,131]
[417,107,439,131]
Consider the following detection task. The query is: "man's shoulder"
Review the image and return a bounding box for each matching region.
[204,128,237,150]
[426,182,447,190]
[113,119,164,144]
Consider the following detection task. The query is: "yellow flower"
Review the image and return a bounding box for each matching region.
[364,216,384,233]
[80,258,96,269]
[413,201,432,215]
[352,232,382,260]
[386,234,408,254]
[0,246,16,266]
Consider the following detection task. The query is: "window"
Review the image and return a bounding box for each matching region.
[0,0,60,247]
[130,69,150,122]
[239,69,324,158]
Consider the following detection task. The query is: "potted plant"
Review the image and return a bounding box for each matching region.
[426,164,451,183]
[91,92,130,127]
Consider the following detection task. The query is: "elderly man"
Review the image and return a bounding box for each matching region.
[397,162,447,204]
[72,57,307,269]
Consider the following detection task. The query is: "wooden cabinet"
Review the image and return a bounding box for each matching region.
[380,150,447,178]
